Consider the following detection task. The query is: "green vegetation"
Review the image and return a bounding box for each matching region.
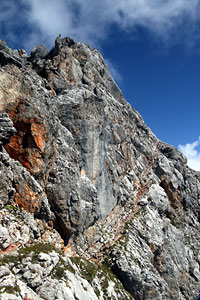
[134,206,147,217]
[71,256,110,293]
[18,243,56,256]
[0,243,133,299]
[4,205,21,211]
[0,253,20,265]
[71,257,98,284]
[124,221,130,231]
[0,243,59,267]
[52,264,66,280]
[51,257,76,280]
[0,285,21,295]
[170,213,184,229]
[4,205,16,210]
[4,205,24,218]
[70,256,133,299]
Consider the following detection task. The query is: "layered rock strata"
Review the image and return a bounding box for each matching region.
[0,37,200,300]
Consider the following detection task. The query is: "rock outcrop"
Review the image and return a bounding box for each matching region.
[0,37,200,300]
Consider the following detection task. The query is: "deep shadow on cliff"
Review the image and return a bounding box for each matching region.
[0,37,200,300]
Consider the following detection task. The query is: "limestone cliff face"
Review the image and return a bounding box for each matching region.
[0,37,200,300]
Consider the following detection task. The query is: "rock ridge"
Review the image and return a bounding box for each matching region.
[0,36,200,300]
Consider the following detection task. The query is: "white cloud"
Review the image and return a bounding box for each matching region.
[12,0,199,82]
[178,137,200,171]
[1,0,200,80]
[18,0,200,51]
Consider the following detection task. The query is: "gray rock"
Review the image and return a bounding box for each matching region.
[0,226,11,249]
[0,113,16,145]
[37,252,50,262]
[30,45,48,60]
[0,36,199,300]
[0,294,21,300]
[0,266,10,278]
[0,51,23,68]
[23,270,42,288]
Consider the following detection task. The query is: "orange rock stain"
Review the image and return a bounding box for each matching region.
[14,182,40,213]
[5,118,47,175]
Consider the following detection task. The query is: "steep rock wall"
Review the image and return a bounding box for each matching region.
[0,37,200,300]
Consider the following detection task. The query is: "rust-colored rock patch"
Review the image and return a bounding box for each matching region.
[14,182,41,213]
[5,118,47,176]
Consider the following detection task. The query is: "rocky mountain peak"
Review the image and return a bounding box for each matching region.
[26,35,124,103]
[0,37,200,300]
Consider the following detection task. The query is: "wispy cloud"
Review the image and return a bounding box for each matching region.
[1,0,200,81]
[178,137,200,171]
[1,0,200,51]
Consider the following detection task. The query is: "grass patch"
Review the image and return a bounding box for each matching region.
[0,243,59,267]
[0,285,21,295]
[18,243,56,256]
[0,254,20,265]
[124,221,130,231]
[3,205,24,218]
[70,256,133,299]
[52,265,66,280]
[4,205,22,212]
[52,258,76,280]
[71,257,98,284]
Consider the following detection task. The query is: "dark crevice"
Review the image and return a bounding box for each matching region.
[35,67,48,80]
[111,261,142,300]
[22,131,37,149]
[82,77,88,85]
[0,51,23,68]
[44,187,74,246]
[53,212,74,246]
[93,87,97,95]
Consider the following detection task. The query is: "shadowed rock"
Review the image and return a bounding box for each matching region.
[0,113,16,145]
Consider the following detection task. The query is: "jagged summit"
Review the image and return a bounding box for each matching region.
[0,37,200,300]
[0,36,125,102]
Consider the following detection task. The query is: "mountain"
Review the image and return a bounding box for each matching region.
[0,36,200,300]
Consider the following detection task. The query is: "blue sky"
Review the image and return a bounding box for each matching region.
[0,0,200,171]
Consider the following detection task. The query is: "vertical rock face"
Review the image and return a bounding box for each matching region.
[0,37,200,300]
